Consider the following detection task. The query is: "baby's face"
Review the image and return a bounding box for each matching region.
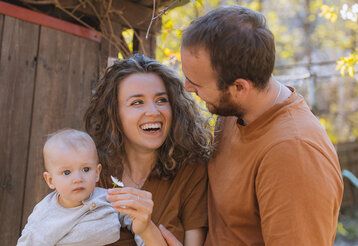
[43,146,101,208]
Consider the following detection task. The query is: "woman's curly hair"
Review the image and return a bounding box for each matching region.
[84,54,212,181]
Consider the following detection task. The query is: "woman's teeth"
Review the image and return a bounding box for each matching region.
[141,123,162,131]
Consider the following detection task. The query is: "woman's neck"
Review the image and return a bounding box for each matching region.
[123,144,157,182]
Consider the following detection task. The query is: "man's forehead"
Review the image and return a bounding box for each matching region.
[181,46,209,59]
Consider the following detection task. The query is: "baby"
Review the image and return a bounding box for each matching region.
[17,129,120,246]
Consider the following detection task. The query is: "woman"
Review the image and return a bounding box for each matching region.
[84,54,212,245]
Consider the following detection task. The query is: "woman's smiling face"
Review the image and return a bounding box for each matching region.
[118,72,172,152]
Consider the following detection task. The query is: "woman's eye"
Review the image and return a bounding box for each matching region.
[130,100,143,106]
[157,97,169,103]
[83,167,90,172]
[63,170,71,176]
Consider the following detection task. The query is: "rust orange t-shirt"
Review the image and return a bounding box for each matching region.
[205,88,343,245]
[100,162,208,245]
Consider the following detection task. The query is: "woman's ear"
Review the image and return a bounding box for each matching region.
[96,164,102,182]
[43,172,55,189]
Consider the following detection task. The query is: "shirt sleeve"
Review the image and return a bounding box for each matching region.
[17,227,48,246]
[256,139,343,246]
[180,163,208,231]
[17,200,54,246]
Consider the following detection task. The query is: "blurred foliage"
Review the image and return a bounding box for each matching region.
[156,0,265,66]
[337,52,358,77]
[320,4,338,22]
[118,29,134,59]
[336,213,358,241]
[154,0,358,144]
[320,118,338,144]
[320,2,358,78]
[337,222,349,237]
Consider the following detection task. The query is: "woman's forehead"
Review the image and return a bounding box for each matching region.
[118,73,167,99]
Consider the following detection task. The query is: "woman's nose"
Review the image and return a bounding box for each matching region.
[145,103,160,116]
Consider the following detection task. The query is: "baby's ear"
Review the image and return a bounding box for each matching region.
[43,172,55,189]
[96,164,102,182]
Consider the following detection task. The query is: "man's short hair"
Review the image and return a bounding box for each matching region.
[182,5,275,90]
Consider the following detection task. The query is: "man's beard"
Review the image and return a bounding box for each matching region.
[206,91,245,119]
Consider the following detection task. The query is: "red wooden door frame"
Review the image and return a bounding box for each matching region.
[0,1,101,42]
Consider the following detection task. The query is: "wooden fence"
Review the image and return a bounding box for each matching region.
[337,141,358,175]
[336,141,358,210]
[0,1,159,244]
[0,6,99,245]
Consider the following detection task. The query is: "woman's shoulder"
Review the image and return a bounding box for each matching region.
[172,162,207,187]
[178,162,207,177]
[146,162,207,192]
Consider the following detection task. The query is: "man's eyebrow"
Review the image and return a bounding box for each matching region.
[185,76,201,87]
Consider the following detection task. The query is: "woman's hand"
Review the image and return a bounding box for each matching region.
[107,187,154,235]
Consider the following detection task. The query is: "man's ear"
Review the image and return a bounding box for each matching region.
[43,172,55,189]
[96,164,102,182]
[229,78,251,100]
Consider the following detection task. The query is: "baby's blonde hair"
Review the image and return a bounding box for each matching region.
[43,129,98,170]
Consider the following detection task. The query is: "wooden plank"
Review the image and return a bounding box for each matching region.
[0,16,39,245]
[0,14,3,51]
[22,26,99,226]
[0,1,101,43]
[138,0,189,8]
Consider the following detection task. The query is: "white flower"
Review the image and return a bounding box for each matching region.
[111,175,124,187]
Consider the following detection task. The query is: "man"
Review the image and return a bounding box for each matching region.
[160,5,343,246]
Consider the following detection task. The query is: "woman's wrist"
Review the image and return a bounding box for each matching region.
[139,220,167,246]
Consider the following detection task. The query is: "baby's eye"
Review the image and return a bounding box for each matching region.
[83,167,90,172]
[63,170,71,176]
